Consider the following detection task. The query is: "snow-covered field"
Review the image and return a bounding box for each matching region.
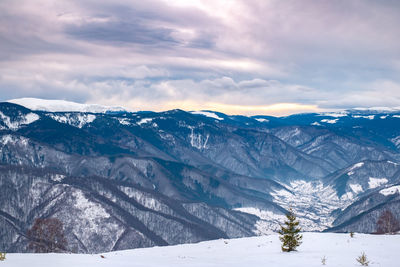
[2,233,398,266]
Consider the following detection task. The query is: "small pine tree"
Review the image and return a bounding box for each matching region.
[321,255,327,265]
[279,208,302,252]
[0,252,6,261]
[350,231,355,238]
[356,252,369,266]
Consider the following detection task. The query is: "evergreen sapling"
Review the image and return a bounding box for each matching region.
[356,252,369,266]
[321,256,327,265]
[279,208,302,252]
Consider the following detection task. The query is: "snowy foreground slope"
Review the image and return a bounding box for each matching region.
[3,233,398,267]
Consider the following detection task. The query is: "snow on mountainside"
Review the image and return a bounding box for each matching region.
[315,108,400,119]
[324,160,400,199]
[0,111,39,130]
[7,98,127,113]
[350,107,400,113]
[368,177,388,189]
[380,185,400,196]
[48,113,96,128]
[270,180,354,231]
[190,111,224,120]
[2,233,399,267]
[236,181,348,232]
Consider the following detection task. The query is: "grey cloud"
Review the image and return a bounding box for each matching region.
[64,0,218,49]
[228,0,400,88]
[0,11,78,60]
[65,20,179,46]
[1,0,400,114]
[317,80,400,109]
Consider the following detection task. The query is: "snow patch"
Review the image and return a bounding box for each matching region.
[368,177,388,189]
[318,112,348,117]
[255,118,269,123]
[348,162,364,171]
[8,98,127,113]
[353,115,375,120]
[0,134,29,146]
[272,189,293,198]
[25,113,40,124]
[380,185,400,196]
[234,207,286,234]
[137,118,153,125]
[0,111,39,130]
[390,136,400,147]
[393,115,400,118]
[191,111,224,120]
[320,119,338,124]
[51,174,66,182]
[159,131,175,142]
[349,183,363,194]
[352,106,400,112]
[49,113,96,128]
[188,126,209,149]
[117,118,131,125]
[342,191,354,200]
[311,122,321,126]
[73,191,110,232]
[121,187,171,212]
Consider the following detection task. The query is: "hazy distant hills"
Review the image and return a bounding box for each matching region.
[1,98,400,252]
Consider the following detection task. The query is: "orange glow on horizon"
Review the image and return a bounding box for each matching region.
[135,101,320,116]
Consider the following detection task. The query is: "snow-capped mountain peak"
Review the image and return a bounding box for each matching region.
[7,98,128,113]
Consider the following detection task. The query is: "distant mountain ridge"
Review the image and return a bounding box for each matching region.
[8,97,400,116]
[1,99,400,252]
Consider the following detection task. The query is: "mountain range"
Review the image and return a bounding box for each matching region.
[1,98,400,253]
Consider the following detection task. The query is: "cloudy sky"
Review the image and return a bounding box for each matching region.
[1,0,400,115]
